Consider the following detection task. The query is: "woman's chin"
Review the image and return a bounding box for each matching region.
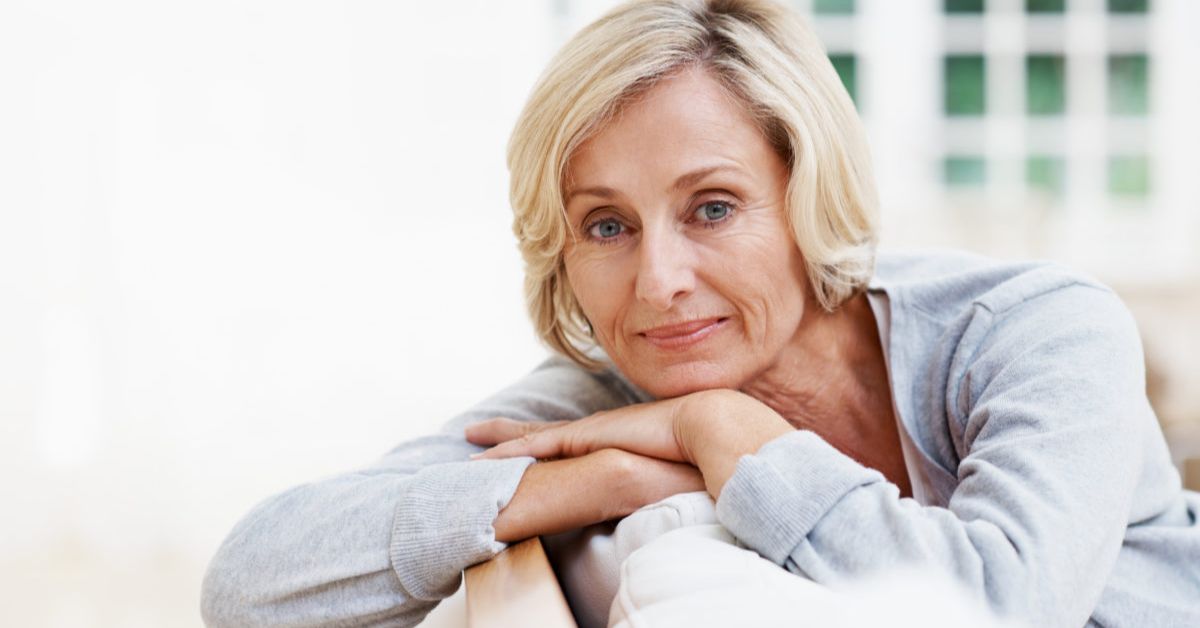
[627,360,740,399]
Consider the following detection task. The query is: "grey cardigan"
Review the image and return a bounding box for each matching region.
[201,250,1200,627]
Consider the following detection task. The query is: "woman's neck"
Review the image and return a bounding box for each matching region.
[738,291,911,495]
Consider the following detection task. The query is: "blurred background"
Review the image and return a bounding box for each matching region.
[1,0,1196,626]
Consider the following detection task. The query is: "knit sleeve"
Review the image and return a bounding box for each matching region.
[201,355,639,627]
[715,284,1151,626]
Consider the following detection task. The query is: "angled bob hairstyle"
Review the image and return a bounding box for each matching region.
[507,0,879,369]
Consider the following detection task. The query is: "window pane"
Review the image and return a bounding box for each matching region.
[945,55,986,115]
[814,0,856,14]
[1025,0,1065,12]
[829,54,857,105]
[1109,54,1149,115]
[1027,156,1065,196]
[1109,155,1150,197]
[1027,55,1066,115]
[945,156,987,187]
[1107,0,1149,13]
[945,0,985,13]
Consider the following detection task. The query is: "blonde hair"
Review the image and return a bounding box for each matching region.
[507,0,879,369]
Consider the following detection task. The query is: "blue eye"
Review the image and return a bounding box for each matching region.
[694,201,732,223]
[588,218,625,241]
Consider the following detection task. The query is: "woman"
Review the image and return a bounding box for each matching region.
[201,0,1200,626]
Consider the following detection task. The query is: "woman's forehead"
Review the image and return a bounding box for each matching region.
[565,69,772,190]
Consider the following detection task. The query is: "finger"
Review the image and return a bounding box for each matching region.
[464,417,526,446]
[464,417,567,446]
[471,426,574,461]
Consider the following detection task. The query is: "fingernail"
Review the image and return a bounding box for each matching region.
[469,452,483,460]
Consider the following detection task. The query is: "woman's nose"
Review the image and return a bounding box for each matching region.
[634,228,695,311]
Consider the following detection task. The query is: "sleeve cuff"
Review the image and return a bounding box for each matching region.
[715,430,882,565]
[389,456,536,600]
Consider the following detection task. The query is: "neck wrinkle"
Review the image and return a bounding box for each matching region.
[737,291,892,443]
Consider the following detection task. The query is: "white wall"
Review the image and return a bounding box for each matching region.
[0,1,574,625]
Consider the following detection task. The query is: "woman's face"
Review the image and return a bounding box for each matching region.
[563,66,810,399]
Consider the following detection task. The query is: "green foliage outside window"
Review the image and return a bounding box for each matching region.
[1107,0,1149,13]
[829,54,857,105]
[1026,0,1065,12]
[1027,55,1066,116]
[814,0,855,14]
[945,157,987,187]
[1109,54,1149,115]
[1027,156,1065,197]
[945,55,986,115]
[1109,156,1150,197]
[945,0,985,13]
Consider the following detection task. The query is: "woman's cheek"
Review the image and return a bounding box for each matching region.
[567,256,626,338]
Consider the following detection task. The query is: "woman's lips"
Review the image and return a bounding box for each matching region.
[638,317,728,350]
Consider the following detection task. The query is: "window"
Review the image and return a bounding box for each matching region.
[1109,155,1150,197]
[945,156,987,187]
[1108,54,1149,115]
[1027,156,1065,196]
[1025,0,1065,12]
[1107,0,1149,13]
[1027,55,1066,115]
[945,0,985,13]
[829,54,858,104]
[945,55,986,115]
[814,0,856,14]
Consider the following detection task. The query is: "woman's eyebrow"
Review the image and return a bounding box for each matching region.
[565,164,740,205]
[669,164,740,193]
[564,185,618,205]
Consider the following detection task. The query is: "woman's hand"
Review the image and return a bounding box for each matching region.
[489,448,706,542]
[468,396,692,463]
[469,389,794,498]
[464,417,570,448]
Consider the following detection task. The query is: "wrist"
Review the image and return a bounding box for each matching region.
[594,448,645,520]
[599,448,706,519]
[494,451,636,542]
[688,390,793,498]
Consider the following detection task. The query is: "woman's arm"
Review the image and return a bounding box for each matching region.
[473,285,1186,626]
[493,448,704,542]
[711,285,1161,626]
[200,356,670,628]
